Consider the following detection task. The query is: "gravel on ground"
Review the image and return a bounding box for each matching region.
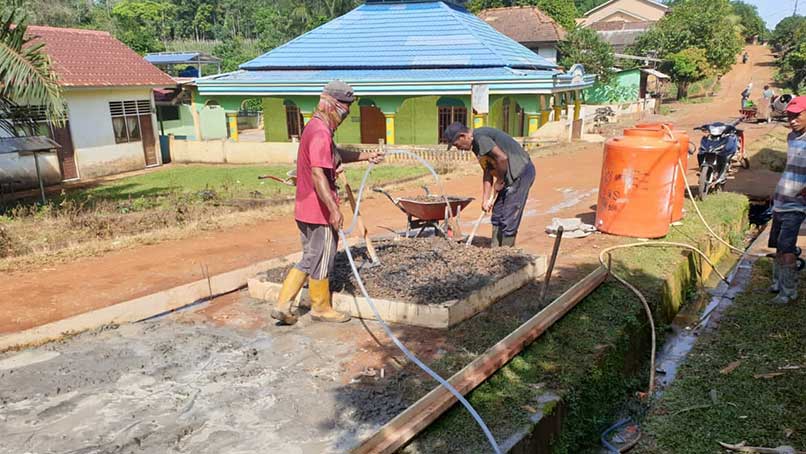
[260,238,534,304]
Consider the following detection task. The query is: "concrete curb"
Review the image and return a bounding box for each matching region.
[249,253,547,329]
[0,251,301,352]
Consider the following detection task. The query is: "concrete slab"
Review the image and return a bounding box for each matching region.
[0,309,401,454]
[248,254,546,329]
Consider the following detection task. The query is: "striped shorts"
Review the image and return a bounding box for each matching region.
[294,221,338,280]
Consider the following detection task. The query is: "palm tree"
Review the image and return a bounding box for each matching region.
[0,8,64,137]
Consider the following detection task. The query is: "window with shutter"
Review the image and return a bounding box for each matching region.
[109,99,151,143]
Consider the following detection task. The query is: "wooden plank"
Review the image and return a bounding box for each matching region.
[351,266,609,454]
[340,174,379,263]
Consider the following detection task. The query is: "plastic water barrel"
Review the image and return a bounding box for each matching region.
[595,134,678,238]
[635,123,690,222]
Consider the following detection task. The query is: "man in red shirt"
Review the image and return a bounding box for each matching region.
[272,80,384,325]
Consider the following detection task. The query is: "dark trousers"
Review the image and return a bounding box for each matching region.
[768,211,806,254]
[491,161,536,237]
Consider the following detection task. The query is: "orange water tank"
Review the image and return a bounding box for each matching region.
[635,123,690,222]
[595,134,678,238]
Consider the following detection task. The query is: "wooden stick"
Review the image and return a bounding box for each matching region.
[351,266,609,454]
[340,173,379,264]
[465,192,497,247]
[719,442,804,454]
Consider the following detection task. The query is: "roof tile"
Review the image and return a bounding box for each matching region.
[26,26,175,88]
[477,6,566,44]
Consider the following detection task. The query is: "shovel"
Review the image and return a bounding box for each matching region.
[465,192,497,247]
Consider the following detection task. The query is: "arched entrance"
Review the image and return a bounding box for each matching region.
[237,98,263,141]
[437,97,467,142]
[359,98,386,144]
[284,100,304,140]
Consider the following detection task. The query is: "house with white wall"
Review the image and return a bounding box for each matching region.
[477,6,566,64]
[5,26,175,187]
[578,0,668,27]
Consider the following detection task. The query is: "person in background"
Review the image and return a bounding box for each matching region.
[760,85,775,123]
[768,95,806,304]
[741,83,753,109]
[443,122,535,247]
[271,80,384,325]
[742,51,749,64]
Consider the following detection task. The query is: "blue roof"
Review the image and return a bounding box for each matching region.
[145,52,221,65]
[240,1,556,71]
[196,67,596,97]
[205,67,558,84]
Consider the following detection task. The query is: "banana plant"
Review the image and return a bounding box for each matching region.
[0,8,64,137]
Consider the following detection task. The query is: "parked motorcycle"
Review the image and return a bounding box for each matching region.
[692,120,747,200]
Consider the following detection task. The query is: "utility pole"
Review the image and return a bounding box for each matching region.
[796,0,800,17]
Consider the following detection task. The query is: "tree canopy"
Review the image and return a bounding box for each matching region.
[770,15,806,94]
[466,0,578,30]
[632,0,743,74]
[730,1,767,42]
[5,0,362,55]
[559,26,614,82]
[0,8,64,136]
[666,47,711,99]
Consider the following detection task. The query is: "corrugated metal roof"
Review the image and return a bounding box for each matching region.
[240,1,556,71]
[145,52,222,65]
[196,67,595,97]
[204,67,559,84]
[0,136,60,155]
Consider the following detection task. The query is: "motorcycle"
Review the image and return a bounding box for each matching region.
[692,120,747,200]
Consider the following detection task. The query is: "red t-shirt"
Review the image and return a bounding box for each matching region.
[295,117,339,225]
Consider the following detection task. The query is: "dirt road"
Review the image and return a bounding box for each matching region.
[0,45,781,335]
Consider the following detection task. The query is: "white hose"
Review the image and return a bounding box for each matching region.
[596,154,759,396]
[678,158,766,258]
[341,150,501,454]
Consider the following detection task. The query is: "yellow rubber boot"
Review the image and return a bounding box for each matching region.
[308,278,351,323]
[270,268,307,325]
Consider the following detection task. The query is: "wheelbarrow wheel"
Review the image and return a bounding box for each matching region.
[741,157,750,169]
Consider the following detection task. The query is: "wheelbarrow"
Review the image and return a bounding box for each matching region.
[258,169,297,186]
[373,186,474,239]
[739,107,758,123]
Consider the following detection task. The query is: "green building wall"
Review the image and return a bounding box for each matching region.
[335,105,361,144]
[160,105,196,139]
[585,69,641,104]
[396,96,440,144]
[488,96,522,136]
[198,92,545,145]
[263,97,287,142]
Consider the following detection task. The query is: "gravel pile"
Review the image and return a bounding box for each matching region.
[260,238,533,304]
[399,195,468,203]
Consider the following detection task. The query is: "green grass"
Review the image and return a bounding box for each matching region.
[635,260,806,454]
[68,163,429,206]
[664,77,721,103]
[407,192,750,453]
[747,127,790,172]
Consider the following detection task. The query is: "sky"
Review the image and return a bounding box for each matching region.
[738,0,801,29]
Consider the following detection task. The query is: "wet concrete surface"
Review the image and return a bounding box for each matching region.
[0,302,407,454]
